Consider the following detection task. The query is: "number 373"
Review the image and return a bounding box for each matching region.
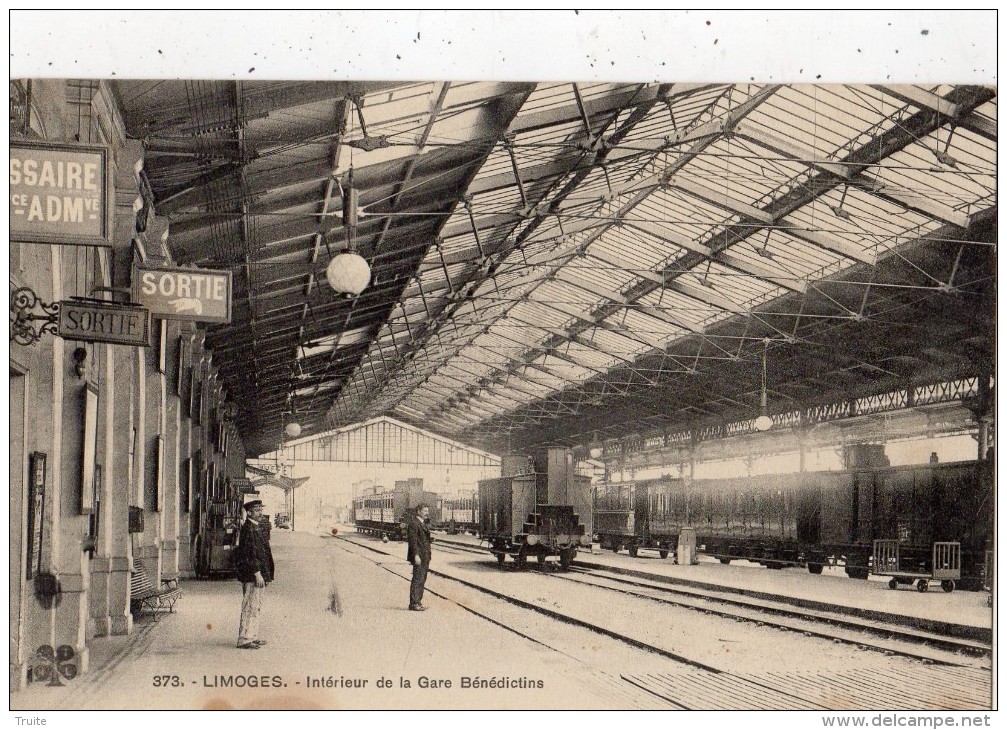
[153,675,181,687]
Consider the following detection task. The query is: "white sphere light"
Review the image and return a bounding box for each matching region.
[326,252,371,296]
[754,414,774,432]
[589,446,604,459]
[285,422,302,438]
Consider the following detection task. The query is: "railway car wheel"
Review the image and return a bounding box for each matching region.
[514,550,527,570]
[495,552,506,566]
[659,549,669,559]
[888,578,898,590]
[941,580,955,593]
[628,545,639,558]
[916,580,929,593]
[537,553,547,567]
[559,548,575,569]
[807,563,824,575]
[719,557,732,565]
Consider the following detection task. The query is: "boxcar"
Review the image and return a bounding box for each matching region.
[479,466,591,569]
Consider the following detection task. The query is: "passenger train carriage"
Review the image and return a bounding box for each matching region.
[352,478,442,540]
[437,490,479,534]
[593,457,992,590]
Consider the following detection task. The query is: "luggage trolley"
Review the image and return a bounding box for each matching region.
[872,540,960,593]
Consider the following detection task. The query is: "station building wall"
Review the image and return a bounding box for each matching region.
[9,79,245,690]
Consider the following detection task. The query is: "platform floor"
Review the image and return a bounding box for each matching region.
[426,529,992,634]
[11,530,668,711]
[12,528,993,712]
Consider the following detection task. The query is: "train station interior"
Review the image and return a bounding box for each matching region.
[8,11,997,716]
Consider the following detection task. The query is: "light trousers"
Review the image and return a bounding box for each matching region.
[239,581,263,645]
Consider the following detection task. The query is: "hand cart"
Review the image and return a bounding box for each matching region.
[872,539,960,593]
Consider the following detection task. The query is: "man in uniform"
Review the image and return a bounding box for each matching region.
[235,500,274,648]
[406,503,432,611]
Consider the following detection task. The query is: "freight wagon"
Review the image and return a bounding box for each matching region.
[479,449,592,569]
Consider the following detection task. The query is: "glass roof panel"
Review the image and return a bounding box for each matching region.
[636,287,721,328]
[531,278,606,310]
[561,340,620,370]
[588,224,672,271]
[583,327,651,358]
[618,307,683,341]
[534,353,595,382]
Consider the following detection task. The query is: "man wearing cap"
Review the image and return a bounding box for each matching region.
[406,503,432,611]
[235,500,274,649]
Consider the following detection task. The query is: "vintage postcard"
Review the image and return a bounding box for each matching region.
[8,10,997,721]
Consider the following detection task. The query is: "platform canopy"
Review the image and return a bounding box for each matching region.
[112,81,996,456]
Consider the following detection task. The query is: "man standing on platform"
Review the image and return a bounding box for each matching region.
[235,500,274,649]
[406,503,432,611]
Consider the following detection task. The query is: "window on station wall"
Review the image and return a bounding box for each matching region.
[387,426,400,463]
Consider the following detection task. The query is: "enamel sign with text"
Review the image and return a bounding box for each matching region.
[10,139,113,246]
[58,300,152,347]
[133,266,233,324]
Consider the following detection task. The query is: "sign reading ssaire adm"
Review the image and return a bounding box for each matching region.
[133,266,233,324]
[10,139,112,246]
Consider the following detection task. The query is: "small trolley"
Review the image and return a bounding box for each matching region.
[872,539,960,593]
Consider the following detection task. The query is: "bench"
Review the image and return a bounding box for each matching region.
[130,560,182,620]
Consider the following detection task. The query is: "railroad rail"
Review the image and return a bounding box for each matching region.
[334,532,990,709]
[430,535,992,653]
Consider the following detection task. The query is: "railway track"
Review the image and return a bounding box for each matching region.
[333,533,991,710]
[552,568,989,664]
[429,536,991,663]
[329,534,676,709]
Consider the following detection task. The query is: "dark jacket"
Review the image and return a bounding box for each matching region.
[236,518,275,583]
[406,513,432,565]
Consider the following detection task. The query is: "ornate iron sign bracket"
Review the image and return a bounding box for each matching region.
[10,287,60,346]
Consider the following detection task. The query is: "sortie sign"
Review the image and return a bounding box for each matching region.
[133,266,232,324]
[58,300,152,347]
[10,139,112,246]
